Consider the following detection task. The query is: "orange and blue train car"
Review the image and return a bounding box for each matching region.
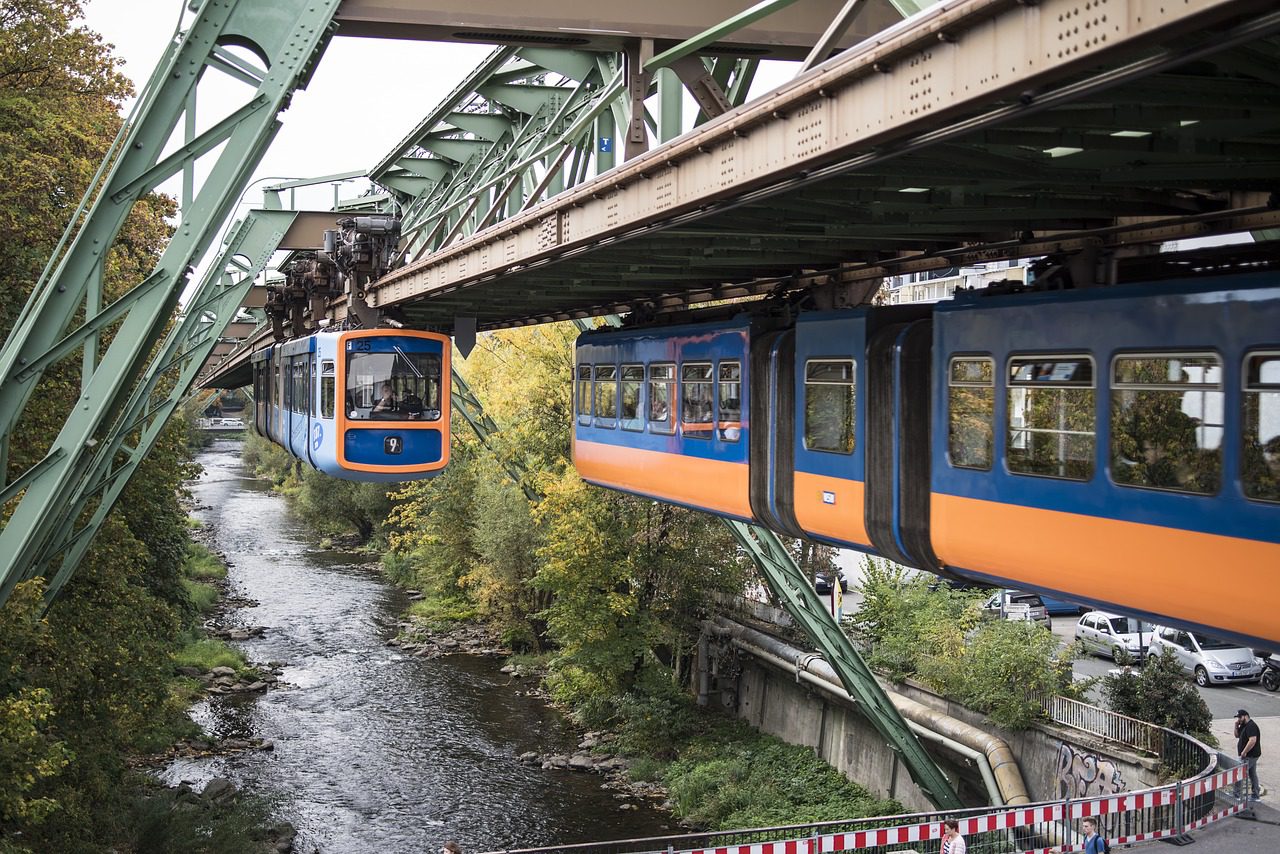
[573,318,756,519]
[928,272,1280,649]
[573,271,1280,649]
[251,328,451,483]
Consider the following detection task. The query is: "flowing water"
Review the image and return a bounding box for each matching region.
[163,438,671,852]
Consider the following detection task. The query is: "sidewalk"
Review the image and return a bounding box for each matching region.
[1160,800,1280,853]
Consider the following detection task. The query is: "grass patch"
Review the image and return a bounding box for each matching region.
[182,578,220,613]
[183,543,226,580]
[174,637,246,674]
[406,594,478,630]
[184,516,204,530]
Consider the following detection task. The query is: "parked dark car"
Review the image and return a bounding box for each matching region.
[981,589,1051,629]
[814,571,848,595]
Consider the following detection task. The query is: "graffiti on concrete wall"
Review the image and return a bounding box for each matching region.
[1057,742,1126,799]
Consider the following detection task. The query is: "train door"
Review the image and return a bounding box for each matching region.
[785,310,872,550]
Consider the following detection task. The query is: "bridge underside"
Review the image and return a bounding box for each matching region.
[356,0,1280,330]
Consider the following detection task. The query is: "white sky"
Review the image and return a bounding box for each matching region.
[81,0,494,213]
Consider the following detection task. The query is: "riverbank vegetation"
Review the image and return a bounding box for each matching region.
[0,3,272,850]
[850,560,1081,729]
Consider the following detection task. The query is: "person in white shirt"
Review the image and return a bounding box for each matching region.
[941,819,967,854]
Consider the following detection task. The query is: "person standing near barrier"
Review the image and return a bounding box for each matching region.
[941,819,967,854]
[1235,708,1262,801]
[1082,818,1108,854]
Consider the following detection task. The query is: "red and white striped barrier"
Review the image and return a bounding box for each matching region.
[1184,801,1246,832]
[1069,786,1178,819]
[1180,764,1244,800]
[673,766,1244,854]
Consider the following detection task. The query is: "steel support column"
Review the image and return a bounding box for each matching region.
[722,519,963,810]
[0,0,342,604]
[42,210,297,600]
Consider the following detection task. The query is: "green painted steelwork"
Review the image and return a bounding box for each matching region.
[0,0,340,604]
[41,210,298,600]
[722,519,963,810]
[645,0,805,72]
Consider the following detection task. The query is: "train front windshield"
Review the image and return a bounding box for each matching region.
[346,347,442,421]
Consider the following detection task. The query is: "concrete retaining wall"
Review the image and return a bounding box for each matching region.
[704,639,1160,809]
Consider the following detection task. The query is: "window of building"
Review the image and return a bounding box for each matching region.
[718,361,742,442]
[648,363,674,433]
[948,357,994,469]
[1007,356,1095,480]
[1111,353,1222,494]
[681,363,714,439]
[594,365,617,422]
[803,359,855,454]
[320,360,335,419]
[620,365,644,431]
[576,364,592,419]
[1244,351,1280,502]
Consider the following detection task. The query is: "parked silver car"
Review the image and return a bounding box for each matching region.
[1075,611,1151,661]
[981,589,1051,629]
[1148,626,1264,687]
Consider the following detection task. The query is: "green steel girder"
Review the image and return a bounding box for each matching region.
[722,519,963,810]
[0,0,341,605]
[39,210,297,601]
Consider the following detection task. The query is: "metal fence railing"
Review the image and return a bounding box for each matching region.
[1037,694,1163,754]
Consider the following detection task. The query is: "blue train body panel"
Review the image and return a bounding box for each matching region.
[251,328,451,483]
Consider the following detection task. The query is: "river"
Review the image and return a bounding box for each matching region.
[163,438,672,852]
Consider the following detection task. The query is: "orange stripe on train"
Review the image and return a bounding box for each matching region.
[574,439,751,519]
[793,471,871,547]
[932,493,1280,645]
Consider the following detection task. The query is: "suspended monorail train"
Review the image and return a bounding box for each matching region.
[573,271,1280,648]
[251,328,451,482]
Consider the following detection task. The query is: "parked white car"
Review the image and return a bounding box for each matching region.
[1074,611,1152,661]
[1147,626,1264,687]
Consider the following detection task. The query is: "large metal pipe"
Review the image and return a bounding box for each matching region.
[708,617,1031,807]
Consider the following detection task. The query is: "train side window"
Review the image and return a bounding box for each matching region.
[681,363,714,439]
[718,362,742,442]
[1243,351,1280,502]
[620,365,644,431]
[320,361,335,419]
[1006,355,1095,481]
[648,364,675,434]
[1111,353,1222,495]
[804,359,855,454]
[948,357,994,470]
[292,361,305,414]
[594,365,617,424]
[576,365,592,421]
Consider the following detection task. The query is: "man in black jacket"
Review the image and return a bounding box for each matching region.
[1235,708,1262,802]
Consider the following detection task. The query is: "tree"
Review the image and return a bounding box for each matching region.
[1102,649,1214,743]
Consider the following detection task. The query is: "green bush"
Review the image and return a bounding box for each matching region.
[1103,649,1215,745]
[663,718,900,829]
[922,619,1077,729]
